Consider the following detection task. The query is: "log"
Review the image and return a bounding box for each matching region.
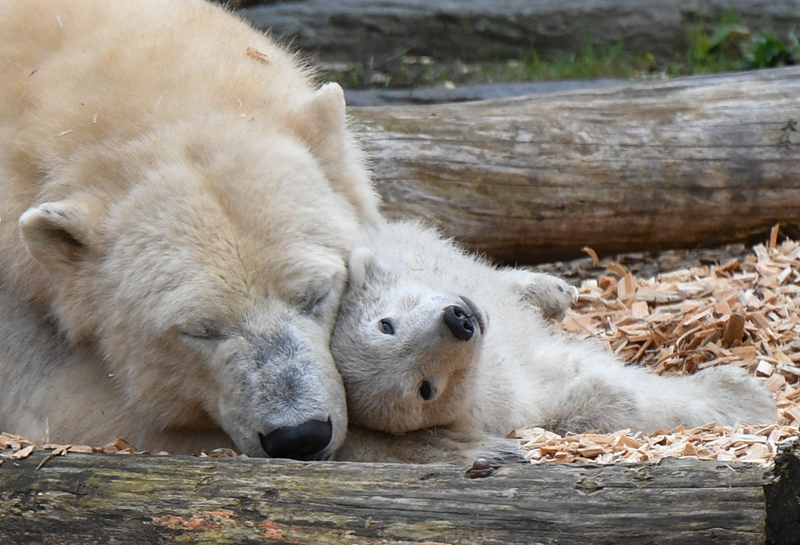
[238,0,800,65]
[349,67,800,264]
[2,444,799,544]
[343,79,631,107]
[766,441,800,545]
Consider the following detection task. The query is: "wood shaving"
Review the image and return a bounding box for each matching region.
[0,431,236,468]
[0,432,142,468]
[518,236,800,466]
[514,423,797,467]
[246,46,270,64]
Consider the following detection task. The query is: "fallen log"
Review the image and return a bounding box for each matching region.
[343,79,630,107]
[239,0,800,65]
[1,443,798,544]
[350,66,800,264]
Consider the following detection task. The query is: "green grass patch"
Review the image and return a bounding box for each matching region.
[472,41,655,83]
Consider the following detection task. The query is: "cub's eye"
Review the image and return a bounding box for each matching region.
[419,380,435,401]
[379,318,395,335]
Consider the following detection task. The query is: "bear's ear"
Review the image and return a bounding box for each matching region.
[347,247,379,290]
[18,196,104,277]
[291,82,383,227]
[293,82,347,160]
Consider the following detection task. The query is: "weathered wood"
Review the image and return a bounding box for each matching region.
[1,449,793,544]
[343,79,630,107]
[238,0,800,64]
[765,440,800,545]
[349,67,800,264]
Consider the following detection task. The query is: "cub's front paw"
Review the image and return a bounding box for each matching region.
[508,270,578,320]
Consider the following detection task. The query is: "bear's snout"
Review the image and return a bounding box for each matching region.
[443,296,484,341]
[258,418,333,460]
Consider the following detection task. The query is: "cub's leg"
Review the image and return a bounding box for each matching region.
[334,425,524,465]
[541,362,776,435]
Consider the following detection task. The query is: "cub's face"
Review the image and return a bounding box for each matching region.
[18,133,360,460]
[332,248,486,434]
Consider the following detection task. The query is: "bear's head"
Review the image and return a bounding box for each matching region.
[331,247,486,434]
[16,85,364,460]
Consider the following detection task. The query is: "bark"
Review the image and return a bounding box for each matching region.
[238,0,800,64]
[3,447,797,544]
[765,440,800,545]
[349,66,800,264]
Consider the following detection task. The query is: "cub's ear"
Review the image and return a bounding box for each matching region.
[347,247,379,290]
[18,196,104,277]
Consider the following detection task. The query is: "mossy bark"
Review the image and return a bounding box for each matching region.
[765,441,800,545]
[2,450,794,544]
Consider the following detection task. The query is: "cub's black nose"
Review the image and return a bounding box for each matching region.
[444,305,476,341]
[259,418,333,460]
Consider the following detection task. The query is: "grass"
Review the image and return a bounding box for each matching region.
[468,41,654,83]
[320,12,800,89]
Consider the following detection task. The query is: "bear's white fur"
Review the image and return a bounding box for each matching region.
[332,221,777,462]
[0,0,381,459]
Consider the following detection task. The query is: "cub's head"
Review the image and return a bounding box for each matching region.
[332,247,486,434]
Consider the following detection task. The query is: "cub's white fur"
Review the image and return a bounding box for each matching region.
[332,221,777,463]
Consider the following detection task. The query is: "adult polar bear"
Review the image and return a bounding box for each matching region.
[0,0,380,459]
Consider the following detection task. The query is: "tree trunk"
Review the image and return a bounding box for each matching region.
[349,67,800,264]
[2,444,798,544]
[238,0,800,64]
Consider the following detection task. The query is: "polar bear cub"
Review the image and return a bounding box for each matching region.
[331,221,777,461]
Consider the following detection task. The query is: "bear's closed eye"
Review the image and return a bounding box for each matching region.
[181,323,224,340]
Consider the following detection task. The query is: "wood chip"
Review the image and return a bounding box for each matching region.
[630,301,650,319]
[246,46,270,64]
[9,445,34,460]
[765,373,787,393]
[756,360,775,377]
[582,246,601,267]
[722,313,746,347]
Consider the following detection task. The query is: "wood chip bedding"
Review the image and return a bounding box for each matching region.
[516,231,800,466]
[2,234,799,467]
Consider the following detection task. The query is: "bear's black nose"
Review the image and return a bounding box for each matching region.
[259,418,333,460]
[444,305,476,341]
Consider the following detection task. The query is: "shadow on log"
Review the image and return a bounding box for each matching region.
[1,443,799,544]
[350,67,800,264]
